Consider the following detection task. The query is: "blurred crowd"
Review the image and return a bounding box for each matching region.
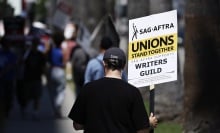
[0,15,97,122]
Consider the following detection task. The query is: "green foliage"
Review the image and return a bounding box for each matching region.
[144,100,150,113]
[155,122,183,133]
[144,101,183,133]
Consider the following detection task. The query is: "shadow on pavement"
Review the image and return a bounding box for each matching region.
[2,83,82,133]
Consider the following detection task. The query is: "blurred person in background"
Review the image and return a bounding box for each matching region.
[61,21,78,66]
[84,36,113,84]
[47,32,66,118]
[0,36,17,118]
[64,21,90,96]
[84,36,127,85]
[23,37,46,120]
[15,38,30,119]
[70,41,90,96]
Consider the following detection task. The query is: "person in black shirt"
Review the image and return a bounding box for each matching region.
[68,47,157,133]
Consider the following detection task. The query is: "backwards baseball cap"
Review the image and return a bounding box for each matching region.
[103,47,126,69]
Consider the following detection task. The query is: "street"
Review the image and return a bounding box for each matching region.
[2,77,83,133]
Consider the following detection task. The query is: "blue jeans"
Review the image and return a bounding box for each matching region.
[48,67,66,114]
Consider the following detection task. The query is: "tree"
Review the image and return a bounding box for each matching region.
[184,0,220,132]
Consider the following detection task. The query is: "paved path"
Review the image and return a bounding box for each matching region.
[2,79,83,133]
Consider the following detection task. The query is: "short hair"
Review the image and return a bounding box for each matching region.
[103,58,125,71]
[52,32,64,47]
[103,47,126,70]
[100,36,113,50]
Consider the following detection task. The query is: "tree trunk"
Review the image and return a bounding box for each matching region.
[184,0,220,132]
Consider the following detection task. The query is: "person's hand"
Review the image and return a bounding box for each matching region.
[149,112,158,128]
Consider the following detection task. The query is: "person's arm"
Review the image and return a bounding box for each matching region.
[61,41,69,66]
[149,113,158,128]
[133,112,157,133]
[73,121,84,130]
[84,60,93,84]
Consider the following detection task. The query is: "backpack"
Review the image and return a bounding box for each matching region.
[70,44,90,86]
[71,45,90,64]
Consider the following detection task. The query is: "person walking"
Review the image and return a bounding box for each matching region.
[0,37,17,118]
[47,32,66,118]
[68,47,157,133]
[84,36,113,84]
[84,36,127,85]
[23,37,46,120]
[62,21,89,96]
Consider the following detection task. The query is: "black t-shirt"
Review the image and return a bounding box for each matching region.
[68,77,150,133]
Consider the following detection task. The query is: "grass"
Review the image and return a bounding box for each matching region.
[154,122,182,133]
[144,101,183,133]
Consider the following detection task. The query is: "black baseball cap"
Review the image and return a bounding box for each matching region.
[103,47,126,64]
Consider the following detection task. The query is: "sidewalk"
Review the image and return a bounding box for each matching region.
[2,78,83,133]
